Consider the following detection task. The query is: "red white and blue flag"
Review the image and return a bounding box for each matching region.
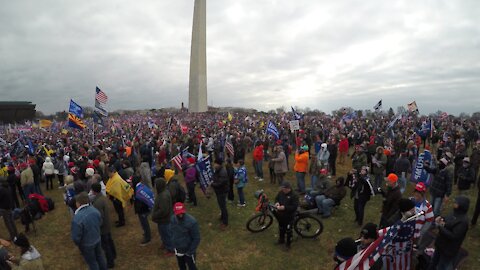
[95,86,108,104]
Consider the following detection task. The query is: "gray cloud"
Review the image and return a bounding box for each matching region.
[1,0,479,115]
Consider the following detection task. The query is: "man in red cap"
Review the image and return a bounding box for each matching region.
[411,182,434,241]
[170,202,200,270]
[379,173,402,228]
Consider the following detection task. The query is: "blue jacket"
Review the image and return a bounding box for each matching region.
[170,214,200,255]
[71,204,102,247]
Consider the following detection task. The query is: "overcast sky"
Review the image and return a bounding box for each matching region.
[1,0,479,115]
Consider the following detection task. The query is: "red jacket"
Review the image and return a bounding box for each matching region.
[253,145,264,161]
[339,138,349,153]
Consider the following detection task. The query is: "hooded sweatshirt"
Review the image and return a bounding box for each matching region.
[435,196,470,258]
[151,178,172,224]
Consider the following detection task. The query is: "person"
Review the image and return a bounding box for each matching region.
[273,181,299,250]
[225,159,235,203]
[351,145,368,172]
[184,158,198,206]
[394,152,411,194]
[428,196,470,270]
[54,155,66,188]
[424,158,452,216]
[338,134,349,165]
[0,178,17,241]
[316,143,330,170]
[71,192,107,270]
[106,166,133,227]
[328,138,338,177]
[356,223,383,270]
[271,144,288,185]
[41,157,55,190]
[20,163,35,199]
[6,165,20,208]
[457,157,474,195]
[90,182,116,268]
[379,173,402,228]
[352,166,375,226]
[253,142,264,181]
[333,237,357,268]
[170,202,200,270]
[234,160,247,207]
[294,145,309,194]
[151,178,174,256]
[372,146,387,189]
[314,177,346,218]
[211,158,229,230]
[132,176,153,246]
[411,182,434,242]
[7,233,44,269]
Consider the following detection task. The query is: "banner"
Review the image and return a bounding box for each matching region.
[106,172,134,207]
[69,99,84,118]
[411,150,433,186]
[135,182,155,209]
[289,120,300,131]
[196,156,213,194]
[39,119,53,128]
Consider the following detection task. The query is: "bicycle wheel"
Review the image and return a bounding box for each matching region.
[294,214,324,238]
[246,213,274,233]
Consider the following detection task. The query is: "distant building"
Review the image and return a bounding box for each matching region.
[0,101,36,123]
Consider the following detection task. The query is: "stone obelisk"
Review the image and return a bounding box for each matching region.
[188,0,207,113]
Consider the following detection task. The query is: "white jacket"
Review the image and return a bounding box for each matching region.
[42,157,55,175]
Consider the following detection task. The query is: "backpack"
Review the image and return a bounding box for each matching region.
[46,197,55,211]
[28,194,50,213]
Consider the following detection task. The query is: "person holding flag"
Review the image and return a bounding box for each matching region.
[106,166,134,227]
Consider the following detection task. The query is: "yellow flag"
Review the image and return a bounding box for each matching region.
[39,119,53,128]
[106,172,134,207]
[260,121,265,128]
[227,112,233,121]
[61,129,68,134]
[43,146,54,157]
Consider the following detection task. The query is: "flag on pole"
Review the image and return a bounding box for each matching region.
[68,99,86,130]
[373,100,382,112]
[227,112,233,122]
[225,141,234,156]
[68,99,84,118]
[407,101,418,113]
[94,100,108,117]
[95,87,108,104]
[291,106,303,120]
[39,119,53,128]
[196,143,213,194]
[171,153,183,171]
[430,120,434,138]
[386,114,402,130]
[266,121,280,140]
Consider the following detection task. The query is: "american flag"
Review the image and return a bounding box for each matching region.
[373,100,382,112]
[382,220,416,270]
[171,153,183,171]
[337,219,415,270]
[95,87,108,104]
[225,141,234,156]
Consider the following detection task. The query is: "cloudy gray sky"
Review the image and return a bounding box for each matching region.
[1,0,479,115]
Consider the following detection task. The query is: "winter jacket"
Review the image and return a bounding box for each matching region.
[380,186,402,227]
[351,152,367,172]
[20,167,34,187]
[271,150,288,174]
[328,143,338,161]
[184,166,197,184]
[12,246,44,270]
[41,157,55,176]
[393,156,411,175]
[324,184,347,205]
[274,189,299,220]
[170,213,200,255]
[435,196,469,258]
[139,162,152,189]
[294,151,309,173]
[372,153,387,176]
[338,138,349,153]
[234,166,247,188]
[352,174,375,202]
[425,166,452,198]
[457,166,474,191]
[91,194,112,235]
[211,166,229,194]
[0,185,14,210]
[253,145,264,161]
[71,205,102,247]
[152,178,173,224]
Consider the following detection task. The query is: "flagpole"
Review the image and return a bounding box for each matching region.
[92,121,95,145]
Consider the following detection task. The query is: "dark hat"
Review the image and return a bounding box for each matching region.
[280,181,292,189]
[454,196,470,214]
[399,198,415,213]
[361,223,378,239]
[335,237,357,260]
[13,233,30,248]
[91,182,102,193]
[214,158,224,165]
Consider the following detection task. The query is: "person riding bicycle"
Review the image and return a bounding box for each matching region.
[273,181,299,251]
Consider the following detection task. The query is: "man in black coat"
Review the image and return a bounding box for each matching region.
[211,158,229,229]
[0,178,17,240]
[379,173,402,228]
[428,196,470,270]
[274,181,299,250]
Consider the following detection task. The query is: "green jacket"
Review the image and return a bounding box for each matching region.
[351,152,367,171]
[152,178,172,224]
[91,194,112,235]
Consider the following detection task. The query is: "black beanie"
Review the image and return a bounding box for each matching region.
[399,198,415,213]
[361,223,378,240]
[13,233,30,249]
[335,237,357,260]
[91,182,102,193]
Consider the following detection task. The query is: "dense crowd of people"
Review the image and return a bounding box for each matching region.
[0,109,479,269]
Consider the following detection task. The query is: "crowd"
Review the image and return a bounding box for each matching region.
[0,109,478,269]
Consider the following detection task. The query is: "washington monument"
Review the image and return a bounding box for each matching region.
[188,0,207,113]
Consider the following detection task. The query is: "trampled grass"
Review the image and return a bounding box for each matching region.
[1,153,479,269]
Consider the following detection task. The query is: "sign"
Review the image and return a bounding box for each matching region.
[196,156,213,194]
[289,120,300,131]
[411,150,433,186]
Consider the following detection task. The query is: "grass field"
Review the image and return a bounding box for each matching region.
[1,153,480,270]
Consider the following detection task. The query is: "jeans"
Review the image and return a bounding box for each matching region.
[428,250,454,270]
[45,174,54,190]
[315,195,335,217]
[23,183,35,199]
[374,174,383,189]
[0,209,17,240]
[215,192,228,225]
[310,175,318,190]
[138,213,151,241]
[158,223,173,251]
[100,233,116,268]
[237,187,245,204]
[254,160,264,178]
[431,195,443,217]
[176,253,197,270]
[296,172,306,193]
[79,242,107,270]
[354,199,368,225]
[398,174,407,194]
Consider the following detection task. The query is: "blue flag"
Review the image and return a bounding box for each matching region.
[135,183,155,209]
[196,155,213,194]
[266,121,280,140]
[291,106,303,120]
[69,99,84,118]
[411,150,433,186]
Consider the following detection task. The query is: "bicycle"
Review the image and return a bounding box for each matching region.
[246,190,324,238]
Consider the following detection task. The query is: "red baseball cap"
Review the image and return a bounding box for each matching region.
[173,202,186,215]
[415,182,427,193]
